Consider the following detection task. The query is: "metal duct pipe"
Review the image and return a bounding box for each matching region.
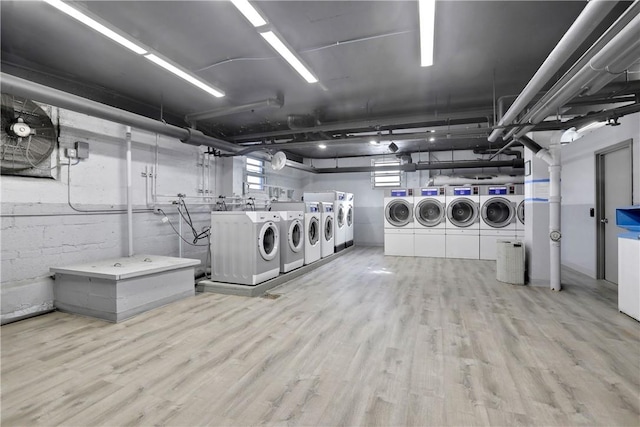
[428,175,525,186]
[313,159,523,173]
[505,1,640,140]
[0,73,315,173]
[185,97,283,123]
[488,0,618,142]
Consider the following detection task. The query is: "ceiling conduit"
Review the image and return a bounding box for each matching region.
[488,0,619,143]
[313,159,523,174]
[0,72,316,173]
[185,96,283,123]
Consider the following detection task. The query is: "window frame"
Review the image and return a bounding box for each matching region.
[371,158,404,189]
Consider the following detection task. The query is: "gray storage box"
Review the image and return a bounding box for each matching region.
[496,240,525,285]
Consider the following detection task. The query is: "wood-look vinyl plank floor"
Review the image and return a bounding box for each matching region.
[2,246,639,426]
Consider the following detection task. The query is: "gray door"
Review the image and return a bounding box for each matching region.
[598,143,633,284]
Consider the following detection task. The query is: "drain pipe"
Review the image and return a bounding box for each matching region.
[126,126,134,257]
[518,135,561,291]
[489,0,618,143]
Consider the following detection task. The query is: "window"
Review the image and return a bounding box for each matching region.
[246,157,266,191]
[372,158,403,188]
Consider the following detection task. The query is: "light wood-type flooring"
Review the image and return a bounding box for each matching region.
[2,247,639,426]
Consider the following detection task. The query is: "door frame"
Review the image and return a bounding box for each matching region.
[595,139,634,280]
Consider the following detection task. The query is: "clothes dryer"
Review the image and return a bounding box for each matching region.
[277,211,305,272]
[345,193,354,248]
[271,201,320,265]
[515,184,525,240]
[445,186,480,259]
[384,188,414,257]
[414,187,446,258]
[319,202,335,258]
[303,191,347,252]
[210,211,280,285]
[479,185,517,260]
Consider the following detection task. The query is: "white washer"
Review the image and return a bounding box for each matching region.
[277,211,305,273]
[320,202,335,258]
[210,211,280,285]
[270,201,321,265]
[445,186,480,260]
[345,193,354,248]
[479,185,517,260]
[414,187,446,258]
[303,191,347,252]
[384,188,414,257]
[515,184,525,241]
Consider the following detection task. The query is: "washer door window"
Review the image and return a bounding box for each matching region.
[517,201,525,225]
[308,217,320,246]
[347,206,353,226]
[447,198,479,227]
[385,199,412,227]
[415,199,445,227]
[337,205,345,228]
[481,197,515,228]
[258,222,279,261]
[324,215,333,242]
[289,219,303,253]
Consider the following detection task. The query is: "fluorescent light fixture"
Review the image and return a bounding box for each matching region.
[318,144,327,149]
[577,121,606,133]
[430,129,436,133]
[43,0,148,55]
[418,0,436,67]
[230,0,267,27]
[260,31,318,83]
[429,137,435,142]
[369,139,379,145]
[145,54,225,98]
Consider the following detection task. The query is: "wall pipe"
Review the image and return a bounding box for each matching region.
[312,159,523,174]
[0,73,314,173]
[125,126,134,257]
[488,0,618,142]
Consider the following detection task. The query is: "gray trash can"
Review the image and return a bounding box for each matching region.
[496,240,525,285]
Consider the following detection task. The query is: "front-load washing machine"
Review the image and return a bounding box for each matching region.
[210,211,280,285]
[479,185,517,260]
[414,187,446,258]
[345,193,354,248]
[319,202,335,258]
[384,188,414,257]
[445,186,480,259]
[303,191,347,252]
[277,211,305,272]
[515,184,525,240]
[270,201,320,265]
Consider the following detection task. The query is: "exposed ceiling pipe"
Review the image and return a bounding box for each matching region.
[312,159,523,173]
[230,109,494,142]
[474,148,522,159]
[428,175,524,186]
[504,1,640,140]
[0,73,316,174]
[185,96,283,123]
[488,0,619,142]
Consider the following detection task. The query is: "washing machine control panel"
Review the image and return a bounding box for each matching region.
[421,188,443,196]
[488,186,508,195]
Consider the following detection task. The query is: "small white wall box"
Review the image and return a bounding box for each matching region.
[616,206,640,322]
[50,255,200,322]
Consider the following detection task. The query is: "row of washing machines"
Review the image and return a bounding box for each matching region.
[208,191,354,286]
[384,185,524,260]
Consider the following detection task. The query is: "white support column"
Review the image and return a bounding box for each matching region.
[547,136,562,291]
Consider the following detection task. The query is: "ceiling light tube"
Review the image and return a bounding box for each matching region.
[260,31,318,83]
[230,0,267,27]
[145,54,225,98]
[418,0,436,67]
[43,0,148,55]
[318,144,327,149]
[577,121,606,133]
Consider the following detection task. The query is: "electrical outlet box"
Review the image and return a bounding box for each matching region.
[75,141,90,159]
[66,148,78,158]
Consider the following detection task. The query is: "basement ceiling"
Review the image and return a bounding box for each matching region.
[0,1,631,159]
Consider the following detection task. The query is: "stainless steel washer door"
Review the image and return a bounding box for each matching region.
[324,215,333,242]
[308,217,320,246]
[337,205,345,228]
[447,198,479,227]
[415,198,445,227]
[385,200,412,227]
[481,197,515,228]
[259,222,279,261]
[517,200,525,225]
[289,219,303,253]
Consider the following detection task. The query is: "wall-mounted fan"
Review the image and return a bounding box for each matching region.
[1,93,57,176]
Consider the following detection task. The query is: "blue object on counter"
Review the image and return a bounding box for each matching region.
[616,205,640,233]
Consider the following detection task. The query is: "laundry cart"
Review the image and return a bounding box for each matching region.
[496,240,525,285]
